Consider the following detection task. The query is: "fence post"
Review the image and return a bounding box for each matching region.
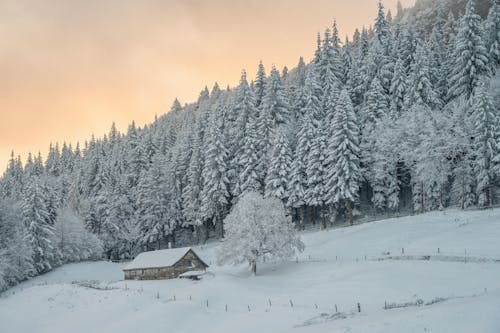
[384,301,387,310]
[402,248,405,255]
[438,248,440,254]
[335,304,338,313]
[357,303,361,313]
[225,304,228,312]
[206,299,209,307]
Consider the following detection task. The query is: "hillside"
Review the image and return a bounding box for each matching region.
[1,208,500,333]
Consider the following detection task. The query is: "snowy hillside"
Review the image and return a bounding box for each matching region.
[2,208,500,333]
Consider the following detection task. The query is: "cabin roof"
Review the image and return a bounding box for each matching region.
[123,247,207,271]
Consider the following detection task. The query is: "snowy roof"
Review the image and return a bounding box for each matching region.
[123,247,196,271]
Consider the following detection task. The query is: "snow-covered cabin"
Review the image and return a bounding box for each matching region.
[123,247,208,280]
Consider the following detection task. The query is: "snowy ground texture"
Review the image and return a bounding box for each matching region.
[1,208,500,333]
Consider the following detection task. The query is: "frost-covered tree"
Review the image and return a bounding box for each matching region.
[484,0,500,68]
[389,57,407,119]
[200,107,230,238]
[471,81,499,207]
[182,122,204,230]
[217,192,304,275]
[362,76,388,125]
[254,61,267,108]
[261,66,290,127]
[319,28,341,122]
[54,208,103,263]
[0,202,34,290]
[239,108,262,195]
[22,179,61,274]
[375,0,391,48]
[405,42,440,109]
[264,129,292,203]
[448,0,490,100]
[325,89,361,225]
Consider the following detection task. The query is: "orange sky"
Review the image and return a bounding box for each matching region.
[0,0,414,170]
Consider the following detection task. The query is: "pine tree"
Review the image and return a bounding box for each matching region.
[342,37,353,85]
[471,81,499,207]
[288,66,322,216]
[226,71,258,198]
[238,110,262,195]
[200,107,230,238]
[319,28,341,118]
[448,0,490,100]
[325,89,360,225]
[182,122,204,229]
[405,42,440,109]
[22,179,60,273]
[375,1,391,48]
[484,0,500,68]
[136,154,172,250]
[261,66,290,127]
[362,76,388,125]
[389,57,407,119]
[254,61,267,108]
[264,129,292,204]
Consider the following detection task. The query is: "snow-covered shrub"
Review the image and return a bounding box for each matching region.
[217,192,304,275]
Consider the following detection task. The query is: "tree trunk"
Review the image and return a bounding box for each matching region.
[346,200,353,226]
[321,206,327,229]
[251,260,257,276]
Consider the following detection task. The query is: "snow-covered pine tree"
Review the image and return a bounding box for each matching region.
[389,57,407,119]
[254,61,267,108]
[484,0,500,68]
[288,65,322,223]
[325,89,361,225]
[0,202,34,290]
[375,0,392,49]
[342,37,353,85]
[448,0,490,101]
[264,128,292,204]
[319,28,341,117]
[261,66,290,127]
[404,42,441,109]
[182,121,204,232]
[238,103,262,196]
[471,81,499,207]
[22,179,61,274]
[200,106,230,238]
[362,76,388,125]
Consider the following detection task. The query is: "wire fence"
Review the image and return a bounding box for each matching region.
[289,247,500,265]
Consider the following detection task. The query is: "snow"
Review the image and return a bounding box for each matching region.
[123,247,195,270]
[1,208,500,332]
[179,270,205,277]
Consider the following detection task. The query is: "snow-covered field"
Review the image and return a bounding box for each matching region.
[1,208,500,333]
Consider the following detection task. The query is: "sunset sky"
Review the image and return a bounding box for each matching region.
[0,0,414,170]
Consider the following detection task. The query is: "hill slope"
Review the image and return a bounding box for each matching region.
[1,208,500,332]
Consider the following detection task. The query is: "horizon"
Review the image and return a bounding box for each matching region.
[0,0,414,170]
